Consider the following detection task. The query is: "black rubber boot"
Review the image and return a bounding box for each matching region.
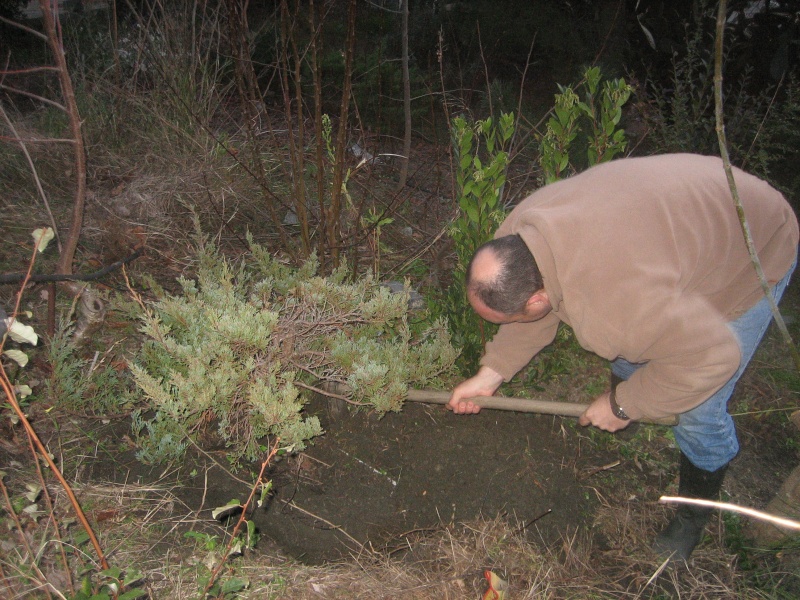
[653,452,728,562]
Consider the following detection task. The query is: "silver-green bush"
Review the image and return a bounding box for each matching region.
[130,234,458,464]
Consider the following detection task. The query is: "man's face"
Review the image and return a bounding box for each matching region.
[467,290,552,325]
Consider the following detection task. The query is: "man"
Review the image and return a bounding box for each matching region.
[448,154,798,562]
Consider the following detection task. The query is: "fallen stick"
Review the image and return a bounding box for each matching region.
[659,496,800,531]
[406,389,678,426]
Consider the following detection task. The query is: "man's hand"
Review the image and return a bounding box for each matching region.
[448,366,505,414]
[578,392,633,432]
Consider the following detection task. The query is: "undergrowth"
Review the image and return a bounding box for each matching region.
[46,322,136,416]
[129,229,458,465]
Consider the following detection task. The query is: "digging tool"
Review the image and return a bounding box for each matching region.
[406,389,678,426]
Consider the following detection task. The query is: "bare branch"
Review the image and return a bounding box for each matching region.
[713,0,800,370]
[37,0,88,280]
[0,84,66,111]
[0,66,60,75]
[0,15,48,40]
[0,103,62,251]
[660,496,800,531]
[0,135,76,143]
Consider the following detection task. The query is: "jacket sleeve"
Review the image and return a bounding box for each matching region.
[613,293,742,420]
[479,312,561,381]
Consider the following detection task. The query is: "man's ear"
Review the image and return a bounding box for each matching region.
[525,290,549,309]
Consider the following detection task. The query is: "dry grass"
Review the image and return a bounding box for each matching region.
[4,448,759,600]
[35,476,751,599]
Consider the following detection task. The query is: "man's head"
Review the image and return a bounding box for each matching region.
[466,234,551,324]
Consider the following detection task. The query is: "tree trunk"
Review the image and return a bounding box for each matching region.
[713,0,800,370]
[39,1,85,281]
[398,0,411,190]
[327,0,357,263]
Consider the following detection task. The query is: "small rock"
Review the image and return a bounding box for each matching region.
[381,281,425,311]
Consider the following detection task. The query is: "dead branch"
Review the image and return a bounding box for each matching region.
[713,0,800,370]
[0,248,144,284]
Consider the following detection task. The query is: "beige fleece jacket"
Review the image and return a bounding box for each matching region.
[480,154,798,420]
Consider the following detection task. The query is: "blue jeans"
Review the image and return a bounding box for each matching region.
[612,256,797,472]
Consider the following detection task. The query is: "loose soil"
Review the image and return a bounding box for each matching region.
[57,389,667,564]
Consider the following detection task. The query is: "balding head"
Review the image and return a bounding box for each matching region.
[466,235,549,323]
[469,245,503,287]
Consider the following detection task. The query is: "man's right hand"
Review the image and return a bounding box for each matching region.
[448,366,505,414]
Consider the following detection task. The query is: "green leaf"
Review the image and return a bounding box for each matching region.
[7,320,38,346]
[257,480,273,508]
[220,577,249,593]
[24,484,41,502]
[100,566,123,580]
[31,227,55,253]
[246,519,257,546]
[3,349,29,367]
[212,499,242,520]
[74,530,91,546]
[465,203,479,223]
[118,590,148,600]
[123,569,144,586]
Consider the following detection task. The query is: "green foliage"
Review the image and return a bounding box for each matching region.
[67,565,147,600]
[642,7,800,182]
[721,511,800,599]
[200,575,250,599]
[438,112,514,374]
[131,231,458,464]
[45,323,136,415]
[521,325,586,389]
[539,66,631,183]
[362,207,394,279]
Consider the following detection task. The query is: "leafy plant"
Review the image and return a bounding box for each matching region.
[362,207,394,279]
[539,66,631,183]
[1,228,147,600]
[440,112,514,374]
[641,5,800,183]
[45,321,135,415]
[521,325,589,390]
[67,566,147,600]
[130,230,458,464]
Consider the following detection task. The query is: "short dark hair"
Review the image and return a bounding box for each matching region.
[466,234,543,314]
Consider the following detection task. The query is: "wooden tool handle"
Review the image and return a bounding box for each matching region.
[406,389,678,426]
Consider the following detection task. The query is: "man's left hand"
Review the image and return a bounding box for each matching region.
[578,392,633,432]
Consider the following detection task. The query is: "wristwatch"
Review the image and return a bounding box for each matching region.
[609,389,630,420]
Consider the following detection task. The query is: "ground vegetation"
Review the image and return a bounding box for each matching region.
[1,1,799,598]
